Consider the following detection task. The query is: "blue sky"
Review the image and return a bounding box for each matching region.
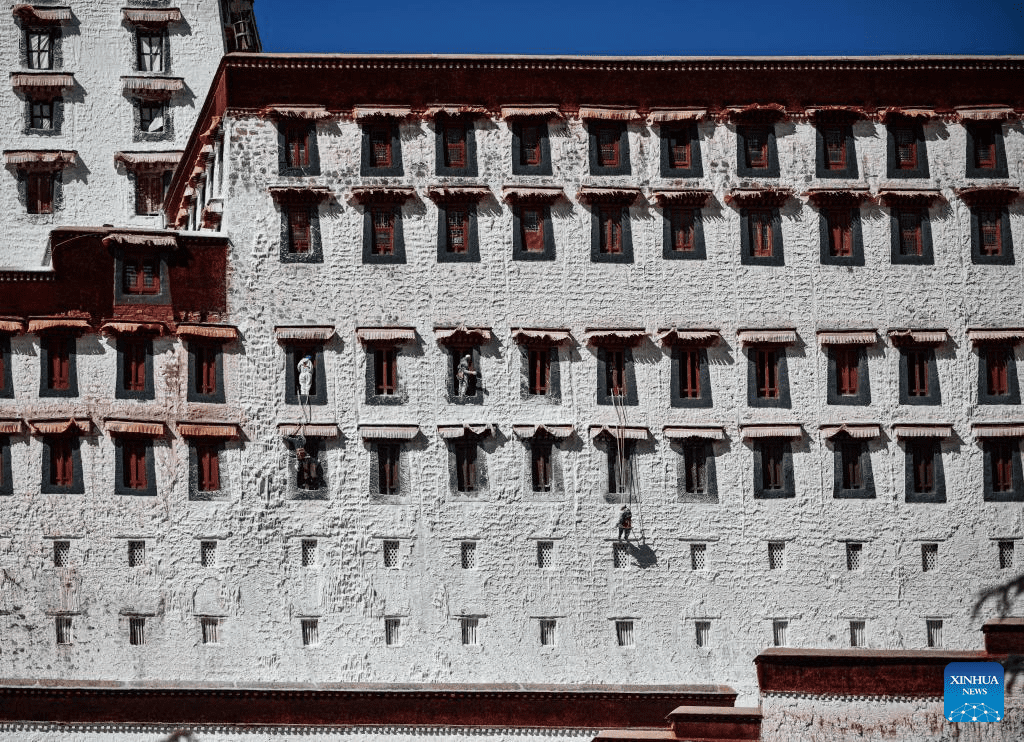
[254,0,1023,56]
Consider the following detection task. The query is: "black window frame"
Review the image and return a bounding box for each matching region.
[670,346,712,408]
[449,436,487,496]
[660,123,703,178]
[826,345,871,406]
[38,334,78,398]
[965,122,1008,179]
[970,206,1013,265]
[747,345,791,408]
[905,439,946,503]
[736,125,780,177]
[435,116,478,177]
[752,439,795,499]
[362,203,406,265]
[886,122,929,179]
[602,438,634,504]
[663,206,707,261]
[676,440,718,503]
[511,119,552,176]
[519,344,561,402]
[596,346,638,406]
[186,341,225,404]
[978,343,1021,405]
[740,207,784,266]
[590,204,633,264]
[889,205,934,266]
[512,203,556,261]
[41,434,84,495]
[587,121,630,176]
[0,335,12,399]
[188,441,228,501]
[114,437,157,497]
[446,344,484,405]
[0,435,13,496]
[983,438,1024,502]
[284,344,327,406]
[436,202,480,263]
[115,336,155,401]
[279,202,324,264]
[818,206,865,267]
[832,436,875,499]
[815,123,858,179]
[277,120,321,176]
[360,120,403,176]
[898,346,941,406]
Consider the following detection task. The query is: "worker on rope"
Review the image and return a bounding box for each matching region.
[617,505,632,542]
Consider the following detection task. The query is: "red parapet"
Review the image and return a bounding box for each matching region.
[983,617,1024,655]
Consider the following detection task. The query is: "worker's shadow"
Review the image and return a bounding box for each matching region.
[628,541,657,569]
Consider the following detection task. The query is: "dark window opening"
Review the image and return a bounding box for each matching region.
[979,209,1002,256]
[761,440,784,491]
[370,127,392,168]
[607,444,631,496]
[137,31,164,72]
[597,126,620,167]
[139,102,165,134]
[599,207,623,254]
[828,209,853,257]
[683,444,707,494]
[26,171,53,214]
[894,126,918,170]
[444,122,467,168]
[835,347,859,396]
[371,207,395,255]
[745,127,769,169]
[373,346,398,396]
[605,348,626,397]
[284,124,310,168]
[30,100,53,130]
[455,442,477,492]
[194,344,219,396]
[528,348,550,395]
[907,350,929,397]
[122,340,147,392]
[911,443,935,494]
[196,443,221,492]
[286,206,311,254]
[520,124,541,166]
[749,209,773,257]
[123,256,160,295]
[49,437,74,487]
[670,208,696,253]
[450,347,478,397]
[669,136,692,169]
[521,207,544,253]
[840,441,863,490]
[755,348,780,399]
[986,346,1010,397]
[136,172,166,216]
[378,443,400,495]
[122,440,149,491]
[446,207,469,253]
[679,348,701,398]
[26,30,53,70]
[531,439,553,492]
[823,127,846,170]
[973,126,997,170]
[294,437,323,491]
[46,336,70,391]
[992,440,1014,493]
[898,209,924,256]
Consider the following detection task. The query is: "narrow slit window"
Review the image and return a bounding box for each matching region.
[756,348,780,399]
[196,444,221,492]
[446,208,468,253]
[385,617,401,645]
[539,618,557,646]
[979,209,1002,256]
[528,347,550,395]
[599,207,623,254]
[768,541,785,570]
[773,620,788,647]
[122,339,148,392]
[912,444,935,494]
[695,620,711,648]
[195,344,219,396]
[521,207,544,252]
[597,127,620,167]
[455,443,477,493]
[823,127,846,169]
[55,616,72,645]
[46,336,71,391]
[749,209,774,257]
[683,444,707,495]
[378,443,400,495]
[373,347,398,395]
[200,617,219,644]
[287,207,311,254]
[926,619,943,648]
[840,441,864,490]
[122,440,149,491]
[835,347,859,396]
[26,171,53,214]
[679,348,701,398]
[49,438,74,487]
[371,208,395,255]
[991,441,1014,493]
[921,543,938,572]
[828,209,853,257]
[615,620,634,647]
[301,618,319,646]
[986,346,1010,396]
[974,127,997,170]
[605,348,626,397]
[461,617,479,645]
[907,350,929,397]
[531,440,553,493]
[536,540,554,568]
[383,539,400,568]
[129,616,146,645]
[849,620,865,647]
[898,209,924,256]
[128,540,146,567]
[520,124,541,166]
[999,540,1015,570]
[690,543,706,570]
[460,541,477,569]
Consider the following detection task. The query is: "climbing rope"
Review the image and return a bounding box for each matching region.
[612,377,646,543]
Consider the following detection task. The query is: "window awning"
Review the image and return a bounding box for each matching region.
[577,106,641,121]
[259,104,333,120]
[114,151,182,170]
[510,328,573,346]
[12,5,73,25]
[434,327,491,346]
[28,418,92,436]
[663,426,726,440]
[177,423,241,439]
[806,105,867,121]
[738,329,798,346]
[724,188,793,208]
[424,105,491,117]
[121,8,183,27]
[352,105,413,120]
[104,420,166,437]
[100,321,167,336]
[967,329,1024,346]
[511,424,574,439]
[740,424,802,440]
[956,186,1021,208]
[0,420,24,435]
[358,425,420,441]
[437,424,494,439]
[425,186,491,204]
[3,150,77,170]
[657,328,720,347]
[879,107,936,122]
[0,317,25,334]
[893,425,953,439]
[11,72,75,98]
[877,189,943,206]
[820,424,881,440]
[589,425,648,440]
[268,186,333,204]
[972,424,1024,439]
[278,423,340,439]
[888,329,947,347]
[27,317,91,333]
[817,330,877,346]
[355,327,416,345]
[501,187,564,205]
[804,188,872,207]
[349,187,417,205]
[651,190,713,208]
[274,326,334,343]
[177,324,239,341]
[725,103,789,122]
[121,76,184,100]
[955,106,1017,121]
[576,187,641,206]
[584,329,648,347]
[499,105,563,120]
[647,108,708,123]
[101,232,178,249]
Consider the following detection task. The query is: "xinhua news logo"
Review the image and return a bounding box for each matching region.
[944,662,1004,722]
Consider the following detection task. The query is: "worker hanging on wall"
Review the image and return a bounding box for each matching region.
[456,352,477,397]
[297,354,314,397]
[282,434,323,491]
[617,505,632,541]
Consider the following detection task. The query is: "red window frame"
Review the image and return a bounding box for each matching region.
[911,443,934,493]
[605,348,626,397]
[668,131,691,169]
[49,437,74,487]
[195,343,219,396]
[520,206,544,253]
[531,439,553,492]
[980,209,1002,256]
[136,172,165,215]
[369,127,392,168]
[371,207,395,255]
[284,124,310,168]
[454,441,477,492]
[528,347,550,395]
[974,126,997,170]
[596,126,620,167]
[196,443,221,491]
[987,346,1010,397]
[992,441,1014,493]
[898,209,924,256]
[122,440,148,490]
[670,208,696,253]
[823,127,847,169]
[287,206,311,254]
[840,441,863,490]
[755,348,780,399]
[761,440,784,490]
[123,255,160,295]
[835,347,859,396]
[26,171,53,214]
[378,443,400,495]
[373,346,398,395]
[446,207,468,253]
[749,209,773,257]
[893,126,917,170]
[599,207,623,254]
[520,124,542,166]
[444,122,467,168]
[679,347,701,398]
[745,128,769,169]
[828,209,853,257]
[907,350,929,397]
[46,336,70,391]
[122,339,147,392]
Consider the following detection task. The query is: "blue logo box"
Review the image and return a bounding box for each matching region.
[944,662,1004,722]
